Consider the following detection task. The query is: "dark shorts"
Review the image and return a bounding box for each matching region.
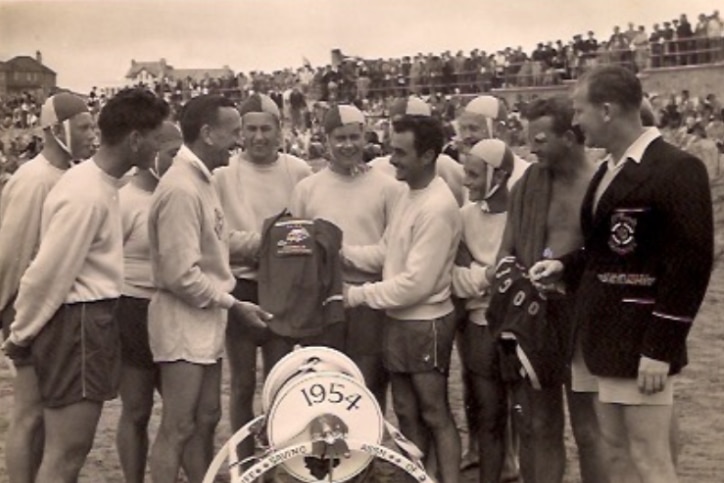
[383,312,457,374]
[266,320,347,353]
[118,296,155,370]
[31,299,121,408]
[2,298,33,367]
[460,321,500,380]
[532,296,572,387]
[547,297,574,363]
[345,306,385,357]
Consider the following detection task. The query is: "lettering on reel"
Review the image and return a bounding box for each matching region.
[361,443,388,458]
[300,382,363,410]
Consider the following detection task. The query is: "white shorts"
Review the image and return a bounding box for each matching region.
[148,290,228,364]
[571,337,674,405]
[598,376,675,406]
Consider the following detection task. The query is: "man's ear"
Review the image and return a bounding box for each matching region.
[563,129,578,146]
[128,130,143,153]
[601,102,613,122]
[199,124,214,146]
[421,148,436,166]
[51,123,65,140]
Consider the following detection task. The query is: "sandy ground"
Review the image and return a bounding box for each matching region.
[2,182,724,482]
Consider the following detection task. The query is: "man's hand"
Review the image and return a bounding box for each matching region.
[528,260,564,292]
[1,338,30,361]
[638,355,670,395]
[485,264,496,284]
[230,301,272,331]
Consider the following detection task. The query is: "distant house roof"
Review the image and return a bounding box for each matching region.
[1,56,55,75]
[171,67,234,82]
[125,59,234,84]
[125,60,172,79]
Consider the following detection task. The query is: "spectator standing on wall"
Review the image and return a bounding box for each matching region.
[650,24,664,68]
[675,16,694,65]
[707,11,724,63]
[695,14,710,64]
[664,21,677,65]
[632,26,650,71]
[608,26,629,67]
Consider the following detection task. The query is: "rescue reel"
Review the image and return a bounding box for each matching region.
[203,346,431,482]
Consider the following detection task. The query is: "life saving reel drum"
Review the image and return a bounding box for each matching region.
[203,347,431,483]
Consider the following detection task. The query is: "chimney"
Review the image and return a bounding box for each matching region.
[36,50,42,64]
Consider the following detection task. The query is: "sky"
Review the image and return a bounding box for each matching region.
[0,0,719,92]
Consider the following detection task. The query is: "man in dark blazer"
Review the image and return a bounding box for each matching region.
[530,65,713,483]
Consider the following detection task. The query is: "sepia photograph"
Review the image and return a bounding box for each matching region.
[1,0,723,482]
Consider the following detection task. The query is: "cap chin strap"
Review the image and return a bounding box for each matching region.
[149,154,161,180]
[64,119,72,153]
[51,119,73,158]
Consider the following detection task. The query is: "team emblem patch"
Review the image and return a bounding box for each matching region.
[275,221,314,256]
[609,212,637,255]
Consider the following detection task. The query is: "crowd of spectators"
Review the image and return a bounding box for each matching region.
[653,90,724,178]
[1,86,722,200]
[2,10,723,189]
[2,86,722,175]
[305,9,723,99]
[0,92,42,130]
[0,93,44,181]
[115,9,724,108]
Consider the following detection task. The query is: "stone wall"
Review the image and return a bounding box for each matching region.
[639,64,724,100]
[486,63,724,106]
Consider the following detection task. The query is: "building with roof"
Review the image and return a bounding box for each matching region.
[0,51,57,99]
[125,58,173,85]
[125,58,234,86]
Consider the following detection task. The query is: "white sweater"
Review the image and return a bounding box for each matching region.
[452,155,530,324]
[345,177,462,320]
[147,146,236,363]
[213,152,311,279]
[120,182,155,299]
[452,205,507,324]
[0,154,66,313]
[148,146,235,309]
[10,159,123,345]
[289,167,403,283]
[369,153,466,206]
